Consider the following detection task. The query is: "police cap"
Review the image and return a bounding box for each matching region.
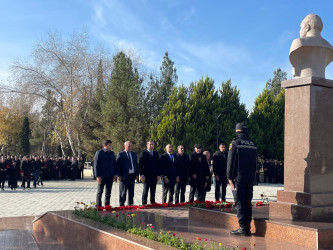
[194,144,202,149]
[235,122,248,132]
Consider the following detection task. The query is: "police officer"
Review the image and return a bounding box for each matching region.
[227,122,257,236]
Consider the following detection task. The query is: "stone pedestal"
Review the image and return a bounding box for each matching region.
[270,76,333,222]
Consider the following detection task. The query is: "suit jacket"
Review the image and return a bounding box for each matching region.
[93,149,116,179]
[139,150,160,182]
[160,153,178,183]
[116,151,139,178]
[189,152,210,186]
[177,153,190,181]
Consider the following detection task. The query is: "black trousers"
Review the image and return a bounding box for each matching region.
[8,176,17,189]
[22,175,31,188]
[162,181,175,203]
[189,184,205,202]
[142,180,157,205]
[215,177,227,201]
[175,181,187,203]
[119,174,136,206]
[232,182,253,228]
[96,177,114,207]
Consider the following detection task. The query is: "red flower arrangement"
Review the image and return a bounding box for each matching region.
[94,200,235,212]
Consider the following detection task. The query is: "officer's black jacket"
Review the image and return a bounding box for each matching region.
[227,133,257,184]
[212,150,228,178]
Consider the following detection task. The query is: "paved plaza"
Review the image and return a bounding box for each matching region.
[0,174,283,218]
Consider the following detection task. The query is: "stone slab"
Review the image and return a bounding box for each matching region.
[32,209,318,250]
[282,77,333,89]
[276,190,333,206]
[189,207,333,249]
[33,212,171,250]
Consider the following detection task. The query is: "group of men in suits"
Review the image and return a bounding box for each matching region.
[94,139,214,207]
[94,122,258,238]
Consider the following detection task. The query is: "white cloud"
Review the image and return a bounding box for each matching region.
[183,7,196,24]
[278,30,296,47]
[177,41,252,71]
[92,5,106,26]
[182,66,194,73]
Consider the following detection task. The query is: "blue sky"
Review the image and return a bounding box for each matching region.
[1,0,333,111]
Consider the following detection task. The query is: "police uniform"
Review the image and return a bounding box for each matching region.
[227,122,257,236]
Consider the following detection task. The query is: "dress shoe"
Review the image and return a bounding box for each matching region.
[230,228,251,236]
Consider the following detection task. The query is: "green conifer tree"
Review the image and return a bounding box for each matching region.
[19,116,31,155]
[101,51,145,153]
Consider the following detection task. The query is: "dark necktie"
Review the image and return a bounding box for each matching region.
[150,151,153,157]
[170,154,174,163]
[127,152,133,170]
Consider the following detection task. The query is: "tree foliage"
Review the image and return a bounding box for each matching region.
[149,77,247,154]
[100,51,145,153]
[249,69,286,160]
[265,68,287,97]
[19,116,31,155]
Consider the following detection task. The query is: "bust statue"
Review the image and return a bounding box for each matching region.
[289,14,333,78]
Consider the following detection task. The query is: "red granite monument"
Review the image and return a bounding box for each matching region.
[269,14,333,222]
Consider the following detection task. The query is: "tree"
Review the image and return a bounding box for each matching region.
[144,52,178,122]
[19,116,31,155]
[184,77,219,153]
[249,69,286,160]
[265,68,287,97]
[160,51,178,105]
[81,59,107,158]
[0,106,23,155]
[101,51,145,153]
[149,85,188,153]
[217,79,248,148]
[5,31,104,157]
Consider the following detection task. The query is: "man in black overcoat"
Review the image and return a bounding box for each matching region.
[94,139,117,207]
[189,144,210,202]
[139,140,160,205]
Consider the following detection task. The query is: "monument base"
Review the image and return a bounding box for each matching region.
[269,190,333,222]
[189,206,333,249]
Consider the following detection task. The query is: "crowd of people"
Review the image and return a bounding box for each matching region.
[263,159,284,184]
[0,155,85,190]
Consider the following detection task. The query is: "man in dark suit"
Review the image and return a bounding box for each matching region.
[213,143,228,201]
[116,141,139,206]
[139,140,160,205]
[175,145,190,203]
[189,144,210,202]
[94,139,117,207]
[160,144,179,204]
